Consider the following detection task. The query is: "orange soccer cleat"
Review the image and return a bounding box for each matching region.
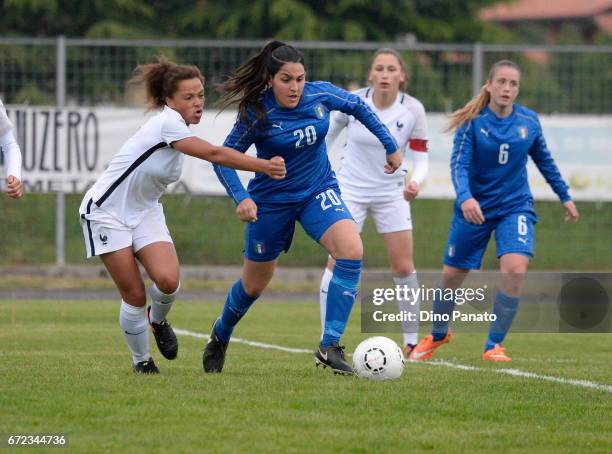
[408,331,452,361]
[482,344,512,362]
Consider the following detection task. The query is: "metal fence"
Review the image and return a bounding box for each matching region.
[1,37,612,113]
[1,38,611,266]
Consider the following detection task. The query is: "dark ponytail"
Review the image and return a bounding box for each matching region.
[130,56,204,110]
[217,40,305,126]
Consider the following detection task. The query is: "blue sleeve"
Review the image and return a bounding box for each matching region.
[450,121,475,205]
[317,82,398,154]
[528,119,571,203]
[213,119,256,204]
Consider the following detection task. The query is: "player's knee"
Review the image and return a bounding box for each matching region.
[241,281,266,298]
[335,242,363,261]
[501,263,528,275]
[121,286,147,306]
[154,275,180,294]
[391,261,414,276]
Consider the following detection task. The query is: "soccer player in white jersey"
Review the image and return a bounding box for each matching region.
[320,48,429,356]
[0,99,23,199]
[79,58,286,374]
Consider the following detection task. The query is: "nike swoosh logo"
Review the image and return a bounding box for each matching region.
[410,349,432,360]
[318,349,328,361]
[124,330,146,336]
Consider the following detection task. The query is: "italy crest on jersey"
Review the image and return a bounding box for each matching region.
[518,126,528,139]
[314,103,325,119]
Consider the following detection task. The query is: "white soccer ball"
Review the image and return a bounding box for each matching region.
[352,336,405,381]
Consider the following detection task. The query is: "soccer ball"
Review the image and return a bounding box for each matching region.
[352,336,405,381]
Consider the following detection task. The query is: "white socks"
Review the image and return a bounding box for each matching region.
[149,282,180,324]
[319,268,333,338]
[119,301,150,364]
[394,272,420,346]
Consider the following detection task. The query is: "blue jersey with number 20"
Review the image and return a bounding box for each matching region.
[214,81,398,205]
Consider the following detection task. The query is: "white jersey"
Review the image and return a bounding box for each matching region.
[0,99,22,180]
[79,106,194,228]
[328,88,428,201]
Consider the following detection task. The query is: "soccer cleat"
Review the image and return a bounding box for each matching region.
[133,358,160,374]
[314,343,354,375]
[202,320,228,373]
[147,306,178,360]
[408,331,452,362]
[482,344,512,362]
[402,343,416,359]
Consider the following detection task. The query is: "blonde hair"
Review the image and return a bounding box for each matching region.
[445,59,520,132]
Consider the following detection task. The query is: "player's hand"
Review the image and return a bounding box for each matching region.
[384,150,402,174]
[563,200,579,223]
[265,156,286,180]
[236,198,258,222]
[403,180,419,201]
[6,175,23,199]
[461,198,485,225]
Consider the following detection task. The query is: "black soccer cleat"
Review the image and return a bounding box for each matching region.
[147,306,178,360]
[133,358,160,374]
[203,320,228,373]
[314,343,354,375]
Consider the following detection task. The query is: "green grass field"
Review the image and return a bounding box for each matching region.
[1,298,610,453]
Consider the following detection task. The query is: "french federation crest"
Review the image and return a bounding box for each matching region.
[314,103,325,119]
[518,126,528,139]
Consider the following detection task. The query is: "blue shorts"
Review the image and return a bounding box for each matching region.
[443,211,537,270]
[244,187,354,262]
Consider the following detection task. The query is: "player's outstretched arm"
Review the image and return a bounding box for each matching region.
[172,136,286,180]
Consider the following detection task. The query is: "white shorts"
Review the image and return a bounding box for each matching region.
[80,203,172,258]
[345,197,413,234]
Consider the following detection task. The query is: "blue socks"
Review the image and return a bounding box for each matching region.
[485,291,520,351]
[214,280,258,343]
[321,259,362,347]
[431,290,456,341]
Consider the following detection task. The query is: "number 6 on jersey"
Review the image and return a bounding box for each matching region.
[498,143,509,164]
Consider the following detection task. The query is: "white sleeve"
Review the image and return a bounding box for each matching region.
[325,111,349,148]
[409,99,428,142]
[409,150,428,185]
[0,100,14,137]
[161,113,195,146]
[0,130,22,180]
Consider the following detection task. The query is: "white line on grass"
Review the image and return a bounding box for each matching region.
[174,328,312,354]
[175,327,612,393]
[428,360,612,393]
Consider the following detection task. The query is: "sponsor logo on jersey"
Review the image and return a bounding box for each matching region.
[480,128,489,138]
[518,126,528,139]
[314,103,325,119]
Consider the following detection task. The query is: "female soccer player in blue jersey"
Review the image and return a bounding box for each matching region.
[204,41,403,374]
[409,60,579,362]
